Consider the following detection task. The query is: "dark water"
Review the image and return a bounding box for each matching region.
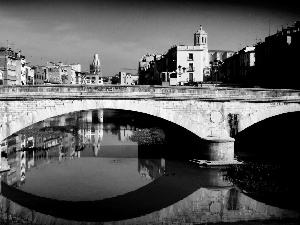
[0,109,299,223]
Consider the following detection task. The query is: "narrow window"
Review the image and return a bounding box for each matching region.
[189,73,193,82]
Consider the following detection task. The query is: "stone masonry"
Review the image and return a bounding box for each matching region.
[1,187,299,225]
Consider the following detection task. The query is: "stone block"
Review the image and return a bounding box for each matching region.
[210,201,222,214]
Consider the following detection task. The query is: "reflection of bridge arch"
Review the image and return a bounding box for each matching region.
[1,161,232,222]
[2,176,299,224]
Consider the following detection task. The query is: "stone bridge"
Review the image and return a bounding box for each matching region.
[1,85,300,162]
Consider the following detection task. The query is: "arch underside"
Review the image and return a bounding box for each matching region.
[1,100,300,142]
[0,99,207,142]
[238,103,300,133]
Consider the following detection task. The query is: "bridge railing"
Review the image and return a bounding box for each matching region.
[1,85,300,100]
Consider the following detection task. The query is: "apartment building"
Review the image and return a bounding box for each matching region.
[0,47,27,85]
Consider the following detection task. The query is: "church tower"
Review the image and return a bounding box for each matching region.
[90,54,102,76]
[194,25,209,68]
[194,25,208,49]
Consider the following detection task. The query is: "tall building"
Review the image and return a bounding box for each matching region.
[166,25,210,84]
[84,54,103,85]
[90,54,102,76]
[0,47,27,85]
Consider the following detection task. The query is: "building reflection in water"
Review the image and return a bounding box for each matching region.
[0,109,166,193]
[138,158,165,180]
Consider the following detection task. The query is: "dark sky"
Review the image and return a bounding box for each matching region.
[0,0,299,75]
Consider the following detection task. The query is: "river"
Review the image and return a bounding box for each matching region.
[0,109,299,224]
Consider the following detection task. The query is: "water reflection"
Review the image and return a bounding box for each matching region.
[0,109,299,223]
[1,109,168,201]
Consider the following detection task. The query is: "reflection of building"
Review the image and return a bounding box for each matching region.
[26,150,34,170]
[77,109,104,156]
[118,125,134,141]
[3,151,26,187]
[138,158,165,180]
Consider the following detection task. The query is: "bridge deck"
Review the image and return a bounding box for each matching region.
[1,85,300,102]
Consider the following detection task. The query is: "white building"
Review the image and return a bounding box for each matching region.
[175,26,209,84]
[119,72,139,85]
[24,65,34,85]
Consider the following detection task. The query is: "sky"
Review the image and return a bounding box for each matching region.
[0,0,299,76]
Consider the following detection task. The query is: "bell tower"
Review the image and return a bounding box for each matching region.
[90,53,102,76]
[194,25,208,49]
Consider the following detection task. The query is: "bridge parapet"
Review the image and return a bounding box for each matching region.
[1,85,300,101]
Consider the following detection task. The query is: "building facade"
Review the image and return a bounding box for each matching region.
[254,21,300,88]
[45,62,61,84]
[119,72,139,85]
[33,66,46,85]
[138,26,235,85]
[24,65,34,85]
[0,47,27,85]
[166,26,210,85]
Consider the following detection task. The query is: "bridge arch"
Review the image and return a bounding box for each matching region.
[237,103,300,134]
[0,99,206,143]
[1,96,300,163]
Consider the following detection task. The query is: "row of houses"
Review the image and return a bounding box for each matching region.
[219,20,300,89]
[138,21,300,89]
[0,49,104,85]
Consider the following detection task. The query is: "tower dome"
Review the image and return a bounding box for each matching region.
[194,25,208,48]
[90,54,101,75]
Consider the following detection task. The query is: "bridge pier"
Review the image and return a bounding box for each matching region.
[202,136,235,161]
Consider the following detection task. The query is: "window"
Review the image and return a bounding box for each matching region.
[189,73,193,82]
[189,63,193,71]
[188,53,193,60]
